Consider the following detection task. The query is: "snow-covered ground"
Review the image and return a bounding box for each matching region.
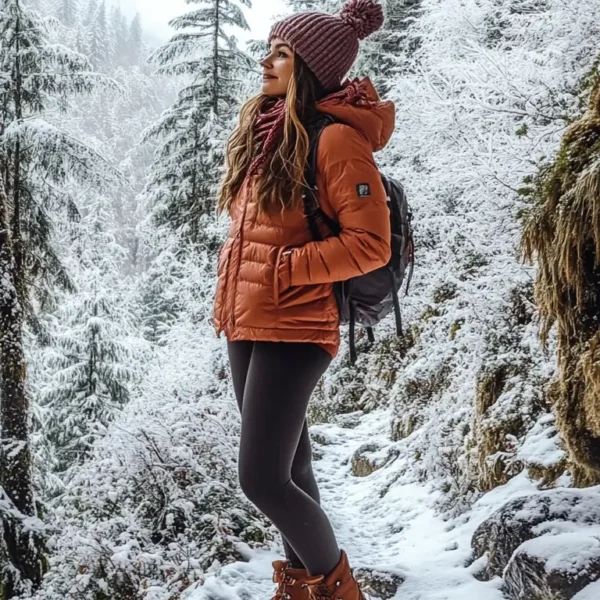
[183,406,558,600]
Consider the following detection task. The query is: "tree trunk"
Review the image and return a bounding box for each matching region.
[213,0,220,115]
[0,177,45,596]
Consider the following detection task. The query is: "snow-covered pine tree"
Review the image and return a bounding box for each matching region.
[126,11,142,66]
[40,194,137,472]
[284,0,339,11]
[354,0,422,95]
[80,0,95,30]
[56,0,77,27]
[285,0,319,8]
[0,0,120,591]
[143,0,254,245]
[86,0,107,69]
[138,237,188,343]
[109,4,128,67]
[484,0,552,49]
[0,0,120,327]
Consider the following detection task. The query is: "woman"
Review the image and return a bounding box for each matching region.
[213,1,395,598]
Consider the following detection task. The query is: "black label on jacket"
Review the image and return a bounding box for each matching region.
[356,183,371,198]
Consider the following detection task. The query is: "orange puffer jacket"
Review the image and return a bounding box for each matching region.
[213,78,395,359]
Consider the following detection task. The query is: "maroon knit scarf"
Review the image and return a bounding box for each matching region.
[247,79,373,177]
[247,96,287,177]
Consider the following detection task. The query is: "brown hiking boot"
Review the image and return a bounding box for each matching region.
[300,550,368,600]
[272,559,312,600]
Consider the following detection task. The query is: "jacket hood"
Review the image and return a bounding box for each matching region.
[316,77,395,152]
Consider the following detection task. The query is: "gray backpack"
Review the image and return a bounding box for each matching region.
[303,114,415,363]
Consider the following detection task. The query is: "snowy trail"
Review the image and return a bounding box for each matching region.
[186,407,507,600]
[309,409,506,600]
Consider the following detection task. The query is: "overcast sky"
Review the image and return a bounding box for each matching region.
[113,0,289,42]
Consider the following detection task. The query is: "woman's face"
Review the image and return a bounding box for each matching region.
[260,37,295,97]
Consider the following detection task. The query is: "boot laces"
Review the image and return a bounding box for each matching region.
[301,576,371,600]
[273,570,297,600]
[301,580,342,600]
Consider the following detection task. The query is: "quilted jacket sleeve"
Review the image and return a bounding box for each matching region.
[288,124,391,286]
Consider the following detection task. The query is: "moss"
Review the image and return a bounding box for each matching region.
[476,365,509,416]
[473,363,530,491]
[421,304,440,322]
[404,361,452,404]
[449,318,464,340]
[527,457,568,489]
[550,336,600,486]
[373,325,418,387]
[516,123,529,137]
[520,64,600,480]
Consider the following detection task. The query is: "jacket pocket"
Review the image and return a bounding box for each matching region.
[274,245,295,308]
[273,246,283,308]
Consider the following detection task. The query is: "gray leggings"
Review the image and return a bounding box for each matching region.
[227,340,341,576]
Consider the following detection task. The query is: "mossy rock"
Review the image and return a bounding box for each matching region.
[353,567,405,599]
[404,361,452,404]
[391,412,419,441]
[334,411,363,429]
[520,68,600,481]
[503,534,600,599]
[551,335,600,485]
[472,360,536,491]
[351,443,386,477]
[373,327,419,387]
[472,488,600,581]
[527,456,568,489]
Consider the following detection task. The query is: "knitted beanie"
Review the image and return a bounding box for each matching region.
[268,0,384,92]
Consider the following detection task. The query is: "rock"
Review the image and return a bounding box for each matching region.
[503,530,600,599]
[351,443,386,477]
[311,447,324,461]
[391,412,419,441]
[311,432,333,446]
[335,411,363,429]
[471,487,600,581]
[353,567,405,600]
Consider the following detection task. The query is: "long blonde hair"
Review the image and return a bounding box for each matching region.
[216,55,328,217]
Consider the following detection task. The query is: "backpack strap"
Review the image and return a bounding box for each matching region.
[405,235,415,296]
[349,304,357,364]
[303,114,342,240]
[390,268,403,336]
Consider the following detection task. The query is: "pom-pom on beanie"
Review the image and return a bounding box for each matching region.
[268,0,384,92]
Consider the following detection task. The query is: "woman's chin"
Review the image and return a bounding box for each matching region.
[261,80,284,96]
